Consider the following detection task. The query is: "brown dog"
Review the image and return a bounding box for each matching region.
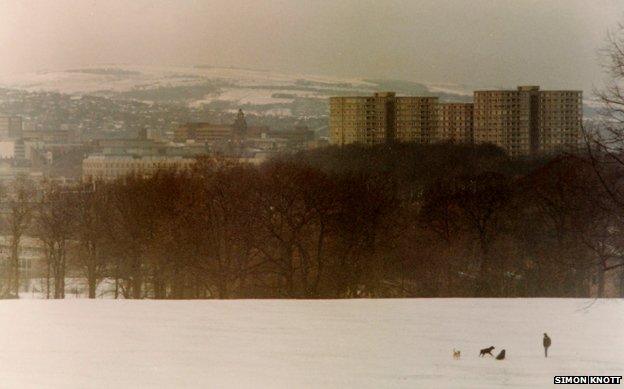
[453,349,461,360]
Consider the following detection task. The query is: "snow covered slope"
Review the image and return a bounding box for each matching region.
[0,299,621,388]
[0,65,473,109]
[0,66,600,118]
[0,65,375,98]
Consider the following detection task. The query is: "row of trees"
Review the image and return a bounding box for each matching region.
[300,143,623,298]
[2,142,622,299]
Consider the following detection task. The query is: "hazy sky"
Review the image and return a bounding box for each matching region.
[0,0,623,91]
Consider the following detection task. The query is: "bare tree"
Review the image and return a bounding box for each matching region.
[36,185,75,299]
[198,164,262,298]
[328,172,396,298]
[426,173,511,296]
[249,161,340,298]
[586,22,624,211]
[73,183,109,298]
[107,175,158,299]
[583,21,624,295]
[6,176,36,297]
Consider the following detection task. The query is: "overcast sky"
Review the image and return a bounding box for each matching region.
[0,0,622,91]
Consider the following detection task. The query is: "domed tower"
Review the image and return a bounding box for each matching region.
[233,108,248,138]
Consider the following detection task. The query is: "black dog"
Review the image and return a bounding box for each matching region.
[479,346,495,357]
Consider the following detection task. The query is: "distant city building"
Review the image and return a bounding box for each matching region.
[82,129,217,181]
[82,155,196,182]
[330,86,582,156]
[93,137,168,156]
[13,139,26,161]
[395,96,439,143]
[330,92,438,145]
[435,103,474,143]
[474,86,582,156]
[137,127,149,140]
[265,126,315,150]
[0,116,23,139]
[0,159,34,183]
[22,129,72,144]
[330,92,392,145]
[246,125,270,138]
[214,150,271,166]
[174,122,234,143]
[175,109,251,143]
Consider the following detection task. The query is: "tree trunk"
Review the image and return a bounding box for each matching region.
[153,271,166,299]
[172,266,185,299]
[10,238,20,297]
[132,274,142,299]
[475,234,491,297]
[46,255,51,299]
[114,257,120,299]
[87,263,97,299]
[131,255,142,299]
[217,277,229,299]
[60,252,66,299]
[597,266,605,298]
[54,269,62,299]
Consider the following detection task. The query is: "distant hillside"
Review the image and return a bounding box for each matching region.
[0,65,594,118]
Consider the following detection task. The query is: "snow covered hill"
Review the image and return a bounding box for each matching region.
[0,65,476,117]
[0,65,375,104]
[0,65,600,118]
[0,65,375,95]
[0,299,621,388]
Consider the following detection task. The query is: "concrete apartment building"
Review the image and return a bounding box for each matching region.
[329,93,391,145]
[473,86,582,156]
[537,90,584,154]
[395,96,438,143]
[435,103,474,143]
[330,86,582,156]
[330,92,437,145]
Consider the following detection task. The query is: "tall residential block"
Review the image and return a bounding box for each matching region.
[330,87,582,156]
[395,96,438,143]
[329,92,393,145]
[473,86,582,156]
[329,92,437,145]
[435,103,474,143]
[537,90,584,154]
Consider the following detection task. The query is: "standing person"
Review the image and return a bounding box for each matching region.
[543,333,551,357]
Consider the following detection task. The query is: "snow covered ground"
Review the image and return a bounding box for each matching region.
[0,299,621,388]
[0,65,375,96]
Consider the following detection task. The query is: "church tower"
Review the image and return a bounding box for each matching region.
[233,108,248,138]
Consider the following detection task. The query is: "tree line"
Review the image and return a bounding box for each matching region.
[1,142,622,299]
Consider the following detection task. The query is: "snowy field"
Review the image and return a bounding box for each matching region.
[0,299,622,388]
